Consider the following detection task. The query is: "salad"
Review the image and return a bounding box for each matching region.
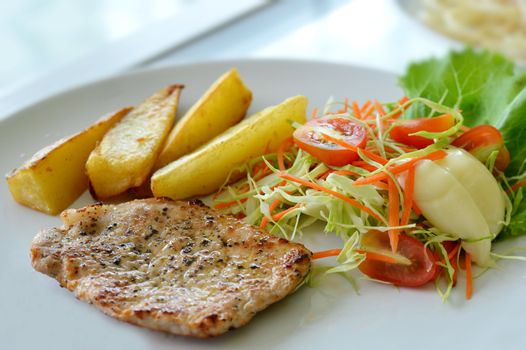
[211,49,526,301]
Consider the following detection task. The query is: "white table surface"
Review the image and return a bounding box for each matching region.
[0,0,461,120]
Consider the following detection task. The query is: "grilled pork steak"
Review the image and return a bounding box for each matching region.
[30,198,311,337]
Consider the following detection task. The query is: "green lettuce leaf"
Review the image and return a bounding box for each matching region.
[399,48,526,239]
[399,48,526,175]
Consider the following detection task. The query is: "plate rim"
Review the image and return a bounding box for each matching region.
[0,58,398,126]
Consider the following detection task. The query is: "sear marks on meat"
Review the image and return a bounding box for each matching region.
[30,198,311,337]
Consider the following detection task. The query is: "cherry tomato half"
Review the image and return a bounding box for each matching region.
[390,114,455,149]
[451,125,510,172]
[293,116,367,166]
[358,230,437,287]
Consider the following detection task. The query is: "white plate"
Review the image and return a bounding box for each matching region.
[1,60,525,350]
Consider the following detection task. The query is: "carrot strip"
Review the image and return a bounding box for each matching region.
[451,253,458,286]
[322,133,388,165]
[448,243,460,261]
[311,107,319,119]
[398,96,410,105]
[312,248,401,264]
[400,166,415,226]
[510,180,526,192]
[343,97,349,113]
[412,200,422,216]
[391,96,410,119]
[363,103,376,118]
[351,101,362,119]
[277,172,386,223]
[352,160,379,172]
[373,182,389,190]
[374,100,386,116]
[360,100,372,114]
[259,217,269,229]
[333,169,361,177]
[318,170,334,180]
[214,197,248,209]
[272,203,302,221]
[259,198,282,229]
[387,177,400,252]
[355,249,399,264]
[277,138,293,171]
[336,97,349,114]
[353,150,447,186]
[254,167,273,181]
[465,252,473,300]
[312,249,342,260]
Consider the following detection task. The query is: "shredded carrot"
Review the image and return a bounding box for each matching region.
[312,248,342,260]
[451,254,458,286]
[435,242,460,286]
[233,213,246,220]
[312,248,401,264]
[352,160,379,172]
[363,103,376,118]
[373,182,389,190]
[277,138,293,171]
[384,145,416,154]
[412,200,422,216]
[259,217,269,229]
[510,180,526,192]
[355,249,399,264]
[351,101,362,119]
[336,97,349,114]
[311,107,319,119]
[391,96,411,119]
[460,125,471,132]
[387,177,400,253]
[259,198,282,229]
[318,170,334,180]
[353,150,447,186]
[398,96,410,105]
[322,133,388,165]
[214,198,247,209]
[277,172,386,223]
[465,252,473,300]
[360,100,372,114]
[254,167,273,181]
[270,180,287,191]
[374,100,386,116]
[333,169,362,177]
[272,203,302,221]
[400,166,415,226]
[212,189,224,200]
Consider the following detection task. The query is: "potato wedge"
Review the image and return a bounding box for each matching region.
[86,85,183,199]
[151,95,307,199]
[6,108,130,215]
[155,68,252,168]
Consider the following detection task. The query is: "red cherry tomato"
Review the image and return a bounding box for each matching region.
[451,125,509,172]
[390,114,455,149]
[358,230,437,287]
[293,116,367,166]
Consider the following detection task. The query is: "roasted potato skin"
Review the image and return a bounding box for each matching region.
[151,96,307,200]
[6,108,130,215]
[155,69,252,169]
[86,85,183,199]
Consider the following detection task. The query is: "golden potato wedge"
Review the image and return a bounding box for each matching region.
[6,108,130,215]
[155,68,252,168]
[151,95,307,199]
[86,85,183,199]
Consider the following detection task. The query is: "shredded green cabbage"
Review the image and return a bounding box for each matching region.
[210,96,521,301]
